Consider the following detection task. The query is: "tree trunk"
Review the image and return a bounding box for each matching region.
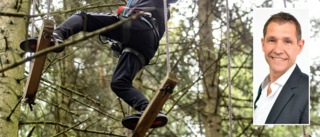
[0,0,28,136]
[197,0,222,137]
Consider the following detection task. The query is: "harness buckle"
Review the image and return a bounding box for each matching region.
[110,41,123,58]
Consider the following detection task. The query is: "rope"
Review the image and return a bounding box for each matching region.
[225,0,233,136]
[126,104,130,137]
[163,0,171,73]
[31,0,36,37]
[123,0,133,16]
[283,0,287,8]
[47,0,52,20]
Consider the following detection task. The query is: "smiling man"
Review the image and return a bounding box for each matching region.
[253,12,309,125]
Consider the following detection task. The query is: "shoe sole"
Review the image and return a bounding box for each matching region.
[121,115,168,130]
[20,38,63,53]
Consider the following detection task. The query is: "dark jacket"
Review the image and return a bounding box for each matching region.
[130,0,177,38]
[254,65,309,124]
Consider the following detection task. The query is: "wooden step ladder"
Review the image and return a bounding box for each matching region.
[23,20,54,110]
[132,72,178,137]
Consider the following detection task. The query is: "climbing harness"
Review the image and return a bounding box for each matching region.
[99,36,123,57]
[99,1,160,66]
[123,47,146,66]
[118,6,141,16]
[225,0,233,136]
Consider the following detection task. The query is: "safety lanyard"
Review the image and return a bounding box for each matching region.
[123,0,133,15]
[117,6,140,15]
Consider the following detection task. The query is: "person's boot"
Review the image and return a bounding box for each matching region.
[121,111,168,130]
[20,33,64,53]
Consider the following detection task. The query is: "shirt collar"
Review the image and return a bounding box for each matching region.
[274,64,296,86]
[261,64,297,89]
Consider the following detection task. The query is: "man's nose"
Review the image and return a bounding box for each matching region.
[273,41,284,54]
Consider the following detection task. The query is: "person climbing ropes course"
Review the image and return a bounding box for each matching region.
[20,0,178,130]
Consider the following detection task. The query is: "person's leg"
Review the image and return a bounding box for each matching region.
[20,11,122,52]
[110,52,149,111]
[111,52,167,130]
[54,11,122,41]
[58,11,158,113]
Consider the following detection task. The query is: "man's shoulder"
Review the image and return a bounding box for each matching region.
[295,66,309,84]
[298,71,309,90]
[292,64,309,83]
[284,65,309,92]
[292,68,309,94]
[300,71,309,81]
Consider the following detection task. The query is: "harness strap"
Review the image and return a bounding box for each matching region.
[117,6,140,16]
[123,47,146,66]
[140,16,160,65]
[140,17,159,40]
[119,16,131,42]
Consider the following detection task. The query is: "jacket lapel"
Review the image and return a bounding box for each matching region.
[255,75,271,109]
[254,85,262,109]
[265,66,301,123]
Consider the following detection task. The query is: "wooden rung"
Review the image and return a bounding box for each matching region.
[132,72,178,137]
[23,20,54,106]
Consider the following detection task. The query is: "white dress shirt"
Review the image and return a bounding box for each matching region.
[253,64,297,125]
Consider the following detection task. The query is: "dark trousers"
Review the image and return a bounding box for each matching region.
[55,11,159,111]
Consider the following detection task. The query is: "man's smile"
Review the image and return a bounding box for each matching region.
[270,56,287,61]
[269,52,289,62]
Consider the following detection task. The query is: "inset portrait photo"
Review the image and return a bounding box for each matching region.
[253,9,310,125]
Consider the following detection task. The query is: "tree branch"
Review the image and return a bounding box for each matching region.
[52,118,90,137]
[36,97,80,116]
[26,126,36,137]
[6,97,22,120]
[40,81,120,121]
[0,12,36,18]
[0,4,124,18]
[19,121,126,137]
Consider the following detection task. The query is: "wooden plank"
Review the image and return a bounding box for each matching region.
[23,20,54,105]
[132,72,178,137]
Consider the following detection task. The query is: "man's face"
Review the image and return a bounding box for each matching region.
[261,22,304,76]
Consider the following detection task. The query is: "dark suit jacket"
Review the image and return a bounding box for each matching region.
[254,65,309,124]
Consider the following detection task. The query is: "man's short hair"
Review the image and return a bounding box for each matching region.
[263,12,302,42]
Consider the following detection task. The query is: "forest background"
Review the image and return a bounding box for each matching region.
[0,0,319,137]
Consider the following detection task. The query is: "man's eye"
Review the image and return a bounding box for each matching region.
[268,40,275,42]
[286,41,291,44]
